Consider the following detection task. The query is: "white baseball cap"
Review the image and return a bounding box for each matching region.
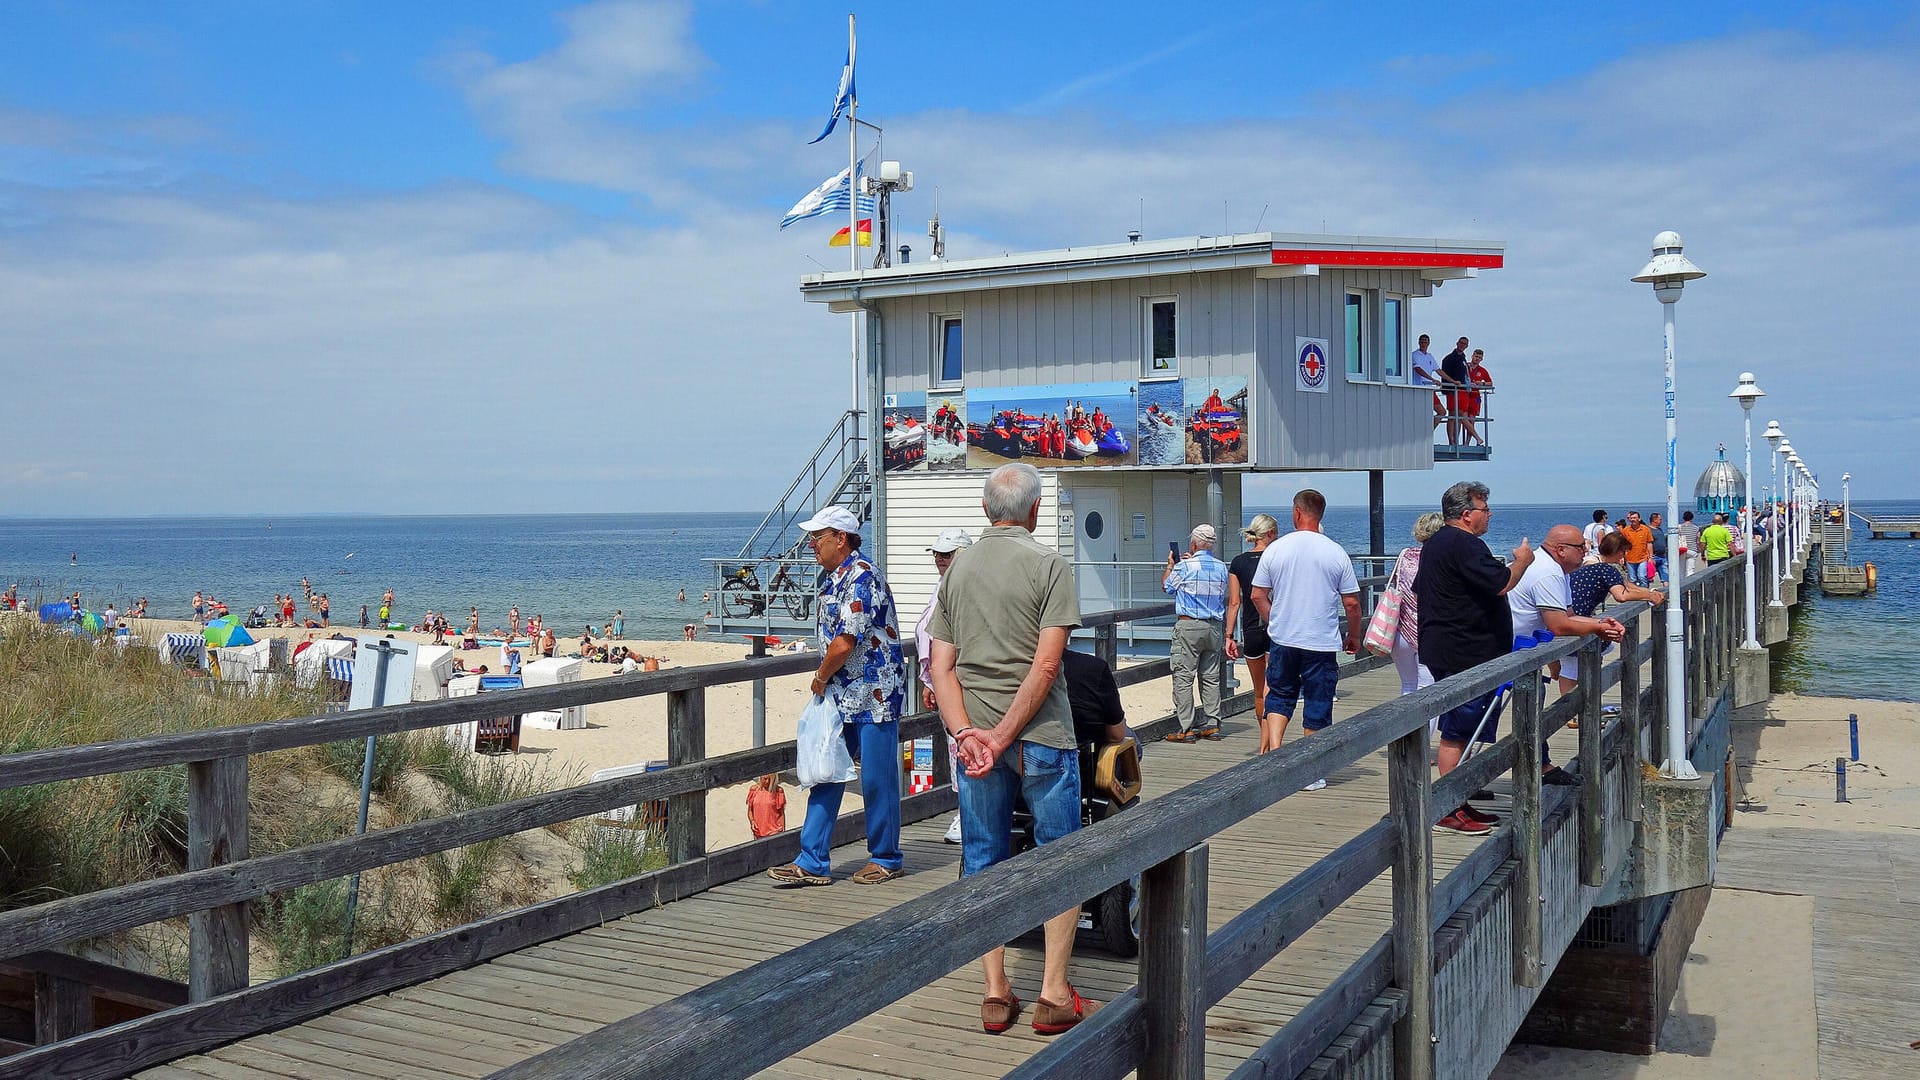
[797,505,863,535]
[1190,524,1217,546]
[927,527,975,554]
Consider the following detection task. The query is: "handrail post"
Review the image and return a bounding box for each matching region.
[34,970,93,1044]
[1095,622,1117,671]
[667,687,706,864]
[1620,617,1644,823]
[1388,722,1433,1080]
[1509,661,1543,988]
[187,754,248,1000]
[1139,843,1209,1080]
[1577,640,1606,887]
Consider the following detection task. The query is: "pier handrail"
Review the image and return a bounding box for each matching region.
[0,602,1182,1079]
[488,545,1763,1080]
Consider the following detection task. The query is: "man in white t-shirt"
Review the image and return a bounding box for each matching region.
[1410,334,1445,429]
[1581,509,1613,557]
[1250,489,1362,764]
[1510,524,1629,785]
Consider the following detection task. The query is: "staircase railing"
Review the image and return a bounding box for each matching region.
[733,410,868,563]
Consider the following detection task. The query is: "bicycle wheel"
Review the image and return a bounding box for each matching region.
[721,578,759,617]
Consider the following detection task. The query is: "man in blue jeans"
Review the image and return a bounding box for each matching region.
[929,463,1099,1037]
[766,505,906,888]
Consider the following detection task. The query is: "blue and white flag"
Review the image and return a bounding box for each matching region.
[807,46,856,145]
[780,163,877,229]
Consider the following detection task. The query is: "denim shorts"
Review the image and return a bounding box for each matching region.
[957,742,1082,877]
[1266,644,1339,731]
[1430,666,1505,744]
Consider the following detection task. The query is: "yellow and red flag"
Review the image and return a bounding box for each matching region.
[829,218,873,247]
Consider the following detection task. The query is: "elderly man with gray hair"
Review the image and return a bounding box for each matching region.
[1163,523,1230,742]
[928,462,1099,1035]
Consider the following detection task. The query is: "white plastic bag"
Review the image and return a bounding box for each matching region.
[796,694,857,787]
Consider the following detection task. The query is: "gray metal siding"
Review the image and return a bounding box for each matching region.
[876,273,1258,391]
[1253,270,1436,472]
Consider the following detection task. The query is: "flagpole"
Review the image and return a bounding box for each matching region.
[847,13,860,414]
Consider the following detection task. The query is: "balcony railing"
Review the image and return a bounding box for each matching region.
[1434,384,1493,461]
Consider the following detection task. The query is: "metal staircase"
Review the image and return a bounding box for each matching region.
[704,410,873,637]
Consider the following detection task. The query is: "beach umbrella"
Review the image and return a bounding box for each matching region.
[78,611,105,635]
[203,616,254,649]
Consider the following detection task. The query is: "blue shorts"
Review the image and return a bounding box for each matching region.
[1266,644,1339,731]
[1430,666,1505,744]
[957,742,1081,877]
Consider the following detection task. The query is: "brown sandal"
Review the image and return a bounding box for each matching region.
[766,863,832,886]
[850,863,902,885]
[981,993,1021,1033]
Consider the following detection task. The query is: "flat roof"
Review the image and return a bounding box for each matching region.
[799,231,1505,303]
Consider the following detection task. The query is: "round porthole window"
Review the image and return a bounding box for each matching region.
[1084,511,1104,539]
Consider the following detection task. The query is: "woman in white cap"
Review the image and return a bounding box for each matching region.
[916,526,974,844]
[768,505,908,887]
[1224,513,1279,736]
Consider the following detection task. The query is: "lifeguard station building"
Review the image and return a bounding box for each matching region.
[707,231,1504,638]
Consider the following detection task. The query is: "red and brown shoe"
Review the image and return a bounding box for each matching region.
[1032,985,1099,1035]
[1433,808,1492,835]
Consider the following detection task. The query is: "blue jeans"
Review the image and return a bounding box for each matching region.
[957,742,1082,877]
[1266,644,1339,731]
[796,720,902,875]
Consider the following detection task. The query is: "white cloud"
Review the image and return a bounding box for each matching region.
[2,25,1914,517]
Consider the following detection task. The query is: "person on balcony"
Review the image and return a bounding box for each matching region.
[1439,336,1471,444]
[1461,349,1493,447]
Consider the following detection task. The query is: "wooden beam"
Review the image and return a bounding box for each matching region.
[1138,844,1207,1080]
[1577,643,1606,888]
[1002,990,1143,1080]
[186,756,248,1001]
[1223,935,1392,1080]
[1509,664,1544,988]
[32,971,92,1046]
[1620,619,1644,824]
[666,688,706,865]
[1388,723,1433,1080]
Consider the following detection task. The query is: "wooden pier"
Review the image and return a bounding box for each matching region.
[1859,513,1920,540]
[0,541,1810,1080]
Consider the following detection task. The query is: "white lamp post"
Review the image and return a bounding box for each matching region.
[1633,231,1706,780]
[1842,472,1852,562]
[1764,421,1785,610]
[1780,441,1798,566]
[1729,373,1765,649]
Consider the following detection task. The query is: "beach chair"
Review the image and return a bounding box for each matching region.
[474,675,524,753]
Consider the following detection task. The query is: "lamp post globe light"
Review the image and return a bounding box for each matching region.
[1633,231,1706,780]
[1729,374,1766,649]
[1764,421,1786,606]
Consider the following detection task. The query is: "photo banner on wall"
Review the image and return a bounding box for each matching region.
[1135,378,1184,466]
[1295,337,1330,394]
[883,391,968,473]
[964,380,1139,469]
[1185,377,1248,465]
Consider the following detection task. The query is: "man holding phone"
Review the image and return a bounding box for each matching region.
[1162,524,1230,742]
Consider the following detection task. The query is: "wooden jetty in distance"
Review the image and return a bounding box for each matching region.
[1858,512,1920,540]
[0,533,1845,1079]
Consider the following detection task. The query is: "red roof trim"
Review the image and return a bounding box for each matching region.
[1271,248,1503,269]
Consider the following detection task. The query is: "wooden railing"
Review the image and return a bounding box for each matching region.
[0,603,1203,1079]
[484,548,1762,1080]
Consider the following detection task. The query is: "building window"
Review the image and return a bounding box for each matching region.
[1382,295,1405,382]
[1345,291,1371,381]
[1143,296,1178,378]
[935,315,963,385]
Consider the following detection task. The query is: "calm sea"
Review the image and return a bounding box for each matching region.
[3,501,1914,701]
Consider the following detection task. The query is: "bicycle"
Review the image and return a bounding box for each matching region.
[720,563,814,620]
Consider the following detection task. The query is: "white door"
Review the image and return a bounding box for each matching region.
[1076,488,1121,613]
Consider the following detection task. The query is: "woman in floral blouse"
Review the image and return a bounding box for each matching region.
[768,506,908,888]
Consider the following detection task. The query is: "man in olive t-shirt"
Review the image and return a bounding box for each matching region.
[928,463,1098,1035]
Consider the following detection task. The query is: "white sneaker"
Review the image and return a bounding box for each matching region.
[1304,778,1327,792]
[943,814,963,844]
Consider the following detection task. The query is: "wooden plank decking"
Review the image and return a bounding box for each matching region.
[137,664,1587,1080]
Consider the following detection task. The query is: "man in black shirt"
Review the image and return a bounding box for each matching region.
[1414,480,1534,834]
[1439,336,1470,445]
[1063,649,1132,748]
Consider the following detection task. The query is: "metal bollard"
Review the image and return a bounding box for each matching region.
[1836,757,1849,803]
[1849,713,1859,762]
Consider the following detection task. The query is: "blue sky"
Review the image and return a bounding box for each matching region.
[3,2,1916,514]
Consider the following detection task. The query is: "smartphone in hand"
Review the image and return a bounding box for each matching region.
[1169,541,1181,560]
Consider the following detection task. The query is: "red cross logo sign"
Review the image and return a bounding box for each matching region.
[1298,342,1327,388]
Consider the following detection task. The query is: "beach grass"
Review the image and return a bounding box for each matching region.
[570,824,668,891]
[0,621,573,979]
